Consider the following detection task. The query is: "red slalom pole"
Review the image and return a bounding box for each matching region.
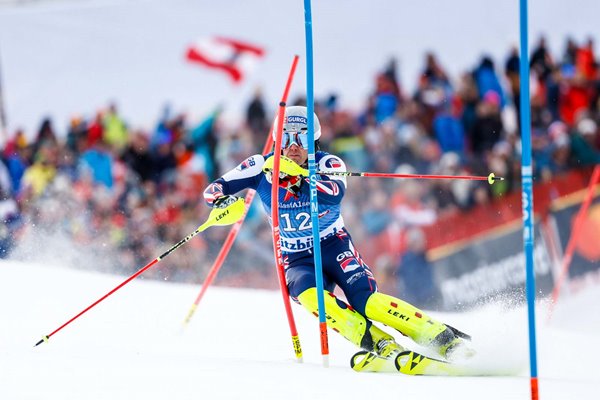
[547,165,600,320]
[318,171,503,184]
[271,56,303,362]
[182,189,260,326]
[182,137,274,326]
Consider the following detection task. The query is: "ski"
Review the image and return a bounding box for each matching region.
[350,351,398,373]
[395,350,463,376]
[351,350,470,376]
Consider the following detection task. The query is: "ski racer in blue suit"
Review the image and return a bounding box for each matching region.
[203,106,470,359]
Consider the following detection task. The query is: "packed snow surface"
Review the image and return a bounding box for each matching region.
[1,260,599,400]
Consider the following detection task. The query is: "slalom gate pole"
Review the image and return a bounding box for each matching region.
[519,1,540,399]
[182,55,300,328]
[270,55,304,362]
[547,165,600,320]
[317,171,503,184]
[34,199,247,347]
[182,185,260,326]
[303,0,329,367]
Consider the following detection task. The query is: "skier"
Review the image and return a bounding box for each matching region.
[203,106,469,360]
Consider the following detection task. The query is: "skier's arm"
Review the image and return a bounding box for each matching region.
[203,154,264,207]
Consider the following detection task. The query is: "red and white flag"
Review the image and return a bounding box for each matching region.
[185,36,266,84]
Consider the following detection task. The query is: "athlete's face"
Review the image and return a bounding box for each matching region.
[280,131,310,166]
[283,142,308,166]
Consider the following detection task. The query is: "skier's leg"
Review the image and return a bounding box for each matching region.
[286,259,401,357]
[363,292,462,357]
[296,287,402,357]
[319,230,467,358]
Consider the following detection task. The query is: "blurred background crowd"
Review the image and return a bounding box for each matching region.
[1,35,599,297]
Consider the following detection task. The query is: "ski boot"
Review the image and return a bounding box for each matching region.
[364,292,474,360]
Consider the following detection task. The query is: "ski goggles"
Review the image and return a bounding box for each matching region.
[281,132,309,149]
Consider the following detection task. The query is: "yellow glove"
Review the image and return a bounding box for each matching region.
[262,156,308,178]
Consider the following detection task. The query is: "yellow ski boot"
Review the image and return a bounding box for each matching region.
[364,292,471,359]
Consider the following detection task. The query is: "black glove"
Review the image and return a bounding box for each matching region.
[213,195,240,209]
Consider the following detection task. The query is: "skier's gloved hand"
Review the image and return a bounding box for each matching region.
[212,195,240,209]
[264,170,304,197]
[264,170,292,184]
[262,155,307,178]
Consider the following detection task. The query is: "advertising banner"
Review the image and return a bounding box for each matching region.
[551,196,600,279]
[429,222,555,311]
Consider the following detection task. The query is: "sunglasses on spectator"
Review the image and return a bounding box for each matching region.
[281,132,309,149]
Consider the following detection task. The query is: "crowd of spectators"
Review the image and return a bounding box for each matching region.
[1,35,599,298]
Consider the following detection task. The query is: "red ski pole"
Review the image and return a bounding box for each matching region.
[318,171,504,184]
[34,198,246,347]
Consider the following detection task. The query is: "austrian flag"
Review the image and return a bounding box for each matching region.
[185,36,266,84]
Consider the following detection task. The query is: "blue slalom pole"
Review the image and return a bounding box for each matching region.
[303,0,329,366]
[519,1,539,399]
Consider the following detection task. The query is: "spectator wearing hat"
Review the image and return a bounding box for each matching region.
[473,56,506,109]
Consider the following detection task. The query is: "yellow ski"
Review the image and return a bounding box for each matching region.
[351,350,469,376]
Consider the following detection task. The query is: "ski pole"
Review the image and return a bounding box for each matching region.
[318,171,503,184]
[264,157,503,185]
[34,198,247,347]
[182,55,299,328]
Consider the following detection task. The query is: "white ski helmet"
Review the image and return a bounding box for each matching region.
[271,105,321,142]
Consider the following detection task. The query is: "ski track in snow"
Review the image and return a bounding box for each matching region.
[1,260,599,400]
